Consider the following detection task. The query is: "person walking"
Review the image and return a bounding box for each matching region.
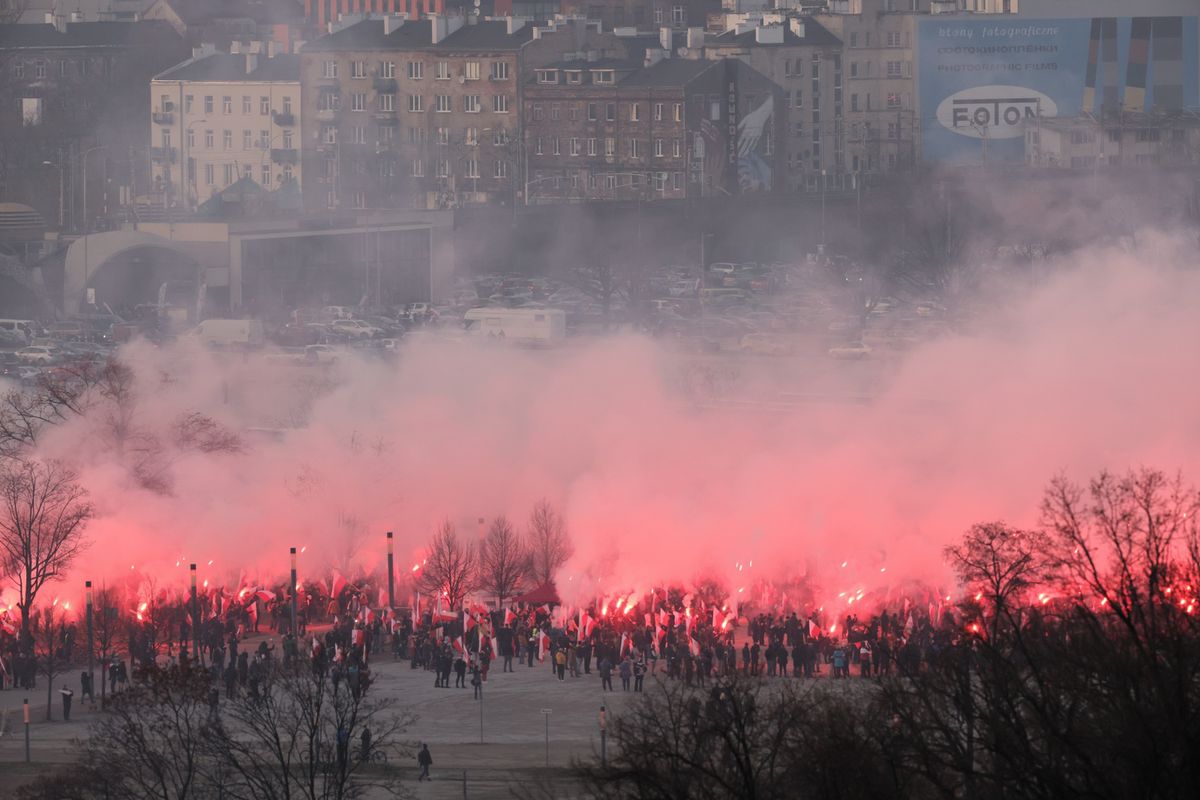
[417,743,433,781]
[555,648,567,681]
[60,685,74,721]
[619,656,632,691]
[471,664,482,699]
[633,657,646,692]
[598,656,614,692]
[454,655,467,688]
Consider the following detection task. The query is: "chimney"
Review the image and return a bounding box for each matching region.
[230,40,242,54]
[789,18,805,38]
[659,26,672,52]
[755,25,783,45]
[266,40,278,58]
[245,53,259,74]
[431,14,465,44]
[506,16,526,35]
[686,27,704,49]
[248,40,263,54]
[384,15,405,36]
[70,11,82,23]
[645,49,665,67]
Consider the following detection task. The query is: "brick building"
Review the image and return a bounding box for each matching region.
[523,54,783,203]
[692,15,843,192]
[300,15,533,210]
[557,0,718,32]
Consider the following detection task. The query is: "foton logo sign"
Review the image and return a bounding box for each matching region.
[936,85,1057,139]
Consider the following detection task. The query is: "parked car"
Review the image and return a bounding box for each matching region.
[827,342,872,360]
[275,323,320,347]
[329,319,382,339]
[16,345,58,364]
[304,344,340,364]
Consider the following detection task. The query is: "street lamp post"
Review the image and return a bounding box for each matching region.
[189,563,199,663]
[386,532,395,610]
[290,547,298,636]
[820,169,827,250]
[85,580,95,707]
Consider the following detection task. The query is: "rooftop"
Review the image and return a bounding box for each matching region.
[155,52,301,82]
[708,18,842,48]
[301,18,534,53]
[0,20,181,49]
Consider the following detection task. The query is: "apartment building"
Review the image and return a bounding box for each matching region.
[299,15,533,210]
[695,16,844,192]
[1025,115,1200,171]
[557,0,719,31]
[152,45,302,209]
[816,0,926,177]
[523,55,783,203]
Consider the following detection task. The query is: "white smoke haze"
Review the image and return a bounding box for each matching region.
[5,229,1200,614]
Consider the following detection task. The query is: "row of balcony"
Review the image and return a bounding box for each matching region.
[152,110,295,127]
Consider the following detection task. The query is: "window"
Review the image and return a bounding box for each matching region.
[887,92,901,109]
[204,95,213,114]
[710,99,720,121]
[465,127,478,146]
[409,94,424,112]
[672,5,685,24]
[187,129,195,148]
[655,9,664,24]
[352,191,366,208]
[594,70,614,85]
[407,61,423,80]
[654,172,666,192]
[490,61,509,81]
[465,159,479,179]
[352,92,367,112]
[605,137,615,157]
[794,90,803,109]
[887,123,898,140]
[223,164,234,185]
[570,172,579,190]
[550,104,560,120]
[587,103,597,121]
[282,130,292,148]
[630,103,640,122]
[436,160,449,178]
[261,164,271,185]
[887,61,902,78]
[606,103,615,122]
[849,32,858,48]
[326,190,336,208]
[58,59,69,77]
[553,137,561,155]
[408,127,427,144]
[222,96,232,114]
[654,103,663,121]
[435,95,451,113]
[654,139,664,157]
[493,95,509,113]
[492,129,509,146]
[537,69,559,84]
[495,159,509,178]
[323,60,338,79]
[535,137,543,155]
[34,60,46,79]
[606,174,617,190]
[205,164,214,185]
[411,159,424,177]
[566,70,582,84]
[243,129,253,149]
[160,129,171,148]
[673,139,681,158]
[379,93,395,112]
[587,138,597,156]
[630,139,641,158]
[13,61,23,78]
[464,95,481,113]
[204,129,214,148]
[1136,129,1161,142]
[350,126,367,144]
[673,172,682,190]
[184,94,192,113]
[464,62,480,81]
[674,103,682,122]
[241,96,251,114]
[850,62,858,79]
[382,61,396,78]
[886,31,901,48]
[318,91,340,111]
[437,127,450,145]
[434,61,449,80]
[223,130,232,149]
[570,137,580,156]
[321,124,337,144]
[352,60,367,79]
[533,104,544,121]
[851,94,859,112]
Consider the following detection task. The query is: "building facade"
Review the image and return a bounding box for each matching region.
[696,16,843,192]
[523,55,783,203]
[299,15,533,210]
[557,0,719,31]
[1026,115,1200,170]
[816,0,924,177]
[0,17,187,230]
[152,46,302,209]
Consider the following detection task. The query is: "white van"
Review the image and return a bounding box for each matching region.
[463,308,566,343]
[0,319,36,345]
[190,319,265,348]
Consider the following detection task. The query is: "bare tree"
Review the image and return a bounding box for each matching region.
[30,605,68,722]
[418,521,476,611]
[527,499,571,587]
[478,515,527,607]
[0,458,92,641]
[944,522,1053,639]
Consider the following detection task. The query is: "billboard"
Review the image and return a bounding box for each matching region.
[918,16,1200,163]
